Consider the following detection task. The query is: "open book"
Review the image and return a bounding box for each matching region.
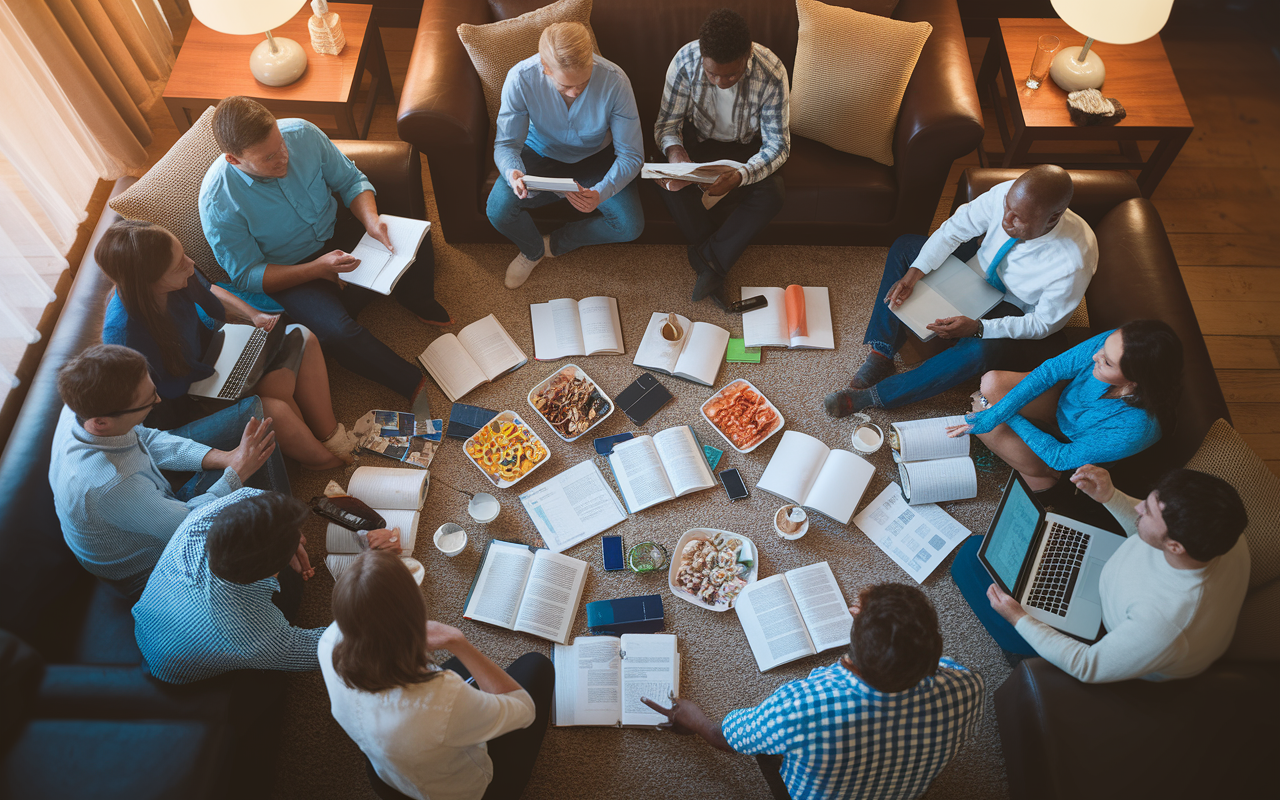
[606,426,717,513]
[552,633,679,726]
[530,297,625,360]
[890,416,977,505]
[462,539,589,645]
[891,255,1005,341]
[757,431,875,524]
[640,159,744,184]
[735,562,853,672]
[741,286,834,350]
[417,314,527,403]
[346,216,431,295]
[325,467,428,581]
[633,312,729,386]
[519,460,627,553]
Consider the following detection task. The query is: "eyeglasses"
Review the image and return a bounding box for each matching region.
[105,390,161,417]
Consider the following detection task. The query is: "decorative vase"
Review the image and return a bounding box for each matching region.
[308,0,345,56]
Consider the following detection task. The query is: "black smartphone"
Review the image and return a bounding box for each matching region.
[725,295,768,314]
[602,535,625,571]
[593,432,635,455]
[719,468,749,501]
[614,372,675,426]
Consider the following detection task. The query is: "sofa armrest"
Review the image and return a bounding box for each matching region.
[397,0,491,154]
[953,168,1143,228]
[334,140,425,219]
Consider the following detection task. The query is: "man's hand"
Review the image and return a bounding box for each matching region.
[227,416,276,482]
[252,312,280,331]
[314,250,360,284]
[366,527,402,553]
[666,144,693,164]
[884,267,925,308]
[566,184,602,213]
[426,620,467,650]
[705,169,742,198]
[366,215,394,253]
[290,536,315,580]
[927,315,980,339]
[988,583,1028,625]
[641,695,735,751]
[509,170,530,200]
[1070,465,1116,504]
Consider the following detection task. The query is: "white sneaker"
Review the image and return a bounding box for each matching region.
[504,235,554,289]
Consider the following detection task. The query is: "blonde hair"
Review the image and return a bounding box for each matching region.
[538,22,593,73]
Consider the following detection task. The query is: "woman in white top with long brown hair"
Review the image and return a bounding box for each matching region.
[318,550,554,800]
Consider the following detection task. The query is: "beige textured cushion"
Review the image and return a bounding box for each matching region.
[457,0,600,128]
[108,107,229,284]
[1182,418,1280,661]
[789,0,931,167]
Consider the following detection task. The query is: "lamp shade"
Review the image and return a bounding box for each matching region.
[1050,0,1174,45]
[189,0,308,35]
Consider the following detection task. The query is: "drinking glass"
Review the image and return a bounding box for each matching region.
[1026,34,1060,90]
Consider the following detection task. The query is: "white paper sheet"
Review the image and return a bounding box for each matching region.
[852,483,971,583]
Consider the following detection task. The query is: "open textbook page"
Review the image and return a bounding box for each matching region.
[890,416,977,505]
[633,312,728,386]
[519,460,627,553]
[553,634,680,727]
[418,315,527,403]
[323,467,427,580]
[462,540,588,645]
[641,159,744,184]
[756,431,875,524]
[853,483,971,582]
[740,286,835,350]
[735,562,852,672]
[607,427,716,513]
[890,255,1005,341]
[530,296,624,360]
[345,216,431,295]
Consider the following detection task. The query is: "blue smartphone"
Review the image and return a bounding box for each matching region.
[602,535,625,571]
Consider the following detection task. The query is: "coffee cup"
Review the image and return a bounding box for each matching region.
[851,423,884,454]
[468,492,500,523]
[660,312,683,343]
[433,523,468,557]
[774,504,809,540]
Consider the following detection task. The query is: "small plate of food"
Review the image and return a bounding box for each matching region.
[668,529,757,612]
[462,411,551,488]
[527,364,614,442]
[700,379,784,453]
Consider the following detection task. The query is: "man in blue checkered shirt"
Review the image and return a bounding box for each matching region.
[644,583,984,800]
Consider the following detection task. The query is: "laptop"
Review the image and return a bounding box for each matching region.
[978,472,1128,640]
[188,323,283,401]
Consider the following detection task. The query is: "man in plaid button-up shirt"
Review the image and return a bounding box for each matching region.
[654,9,790,307]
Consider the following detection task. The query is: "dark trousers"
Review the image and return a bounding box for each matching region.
[659,137,785,275]
[270,204,441,399]
[363,652,555,800]
[756,754,794,800]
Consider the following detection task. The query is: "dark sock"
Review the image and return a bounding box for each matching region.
[850,351,897,390]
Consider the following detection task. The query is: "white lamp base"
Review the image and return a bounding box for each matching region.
[250,35,307,87]
[1050,46,1106,92]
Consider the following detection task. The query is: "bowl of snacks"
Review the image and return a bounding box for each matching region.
[668,529,757,611]
[700,379,784,454]
[527,364,613,442]
[462,411,550,488]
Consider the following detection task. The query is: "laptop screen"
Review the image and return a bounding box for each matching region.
[986,477,1042,590]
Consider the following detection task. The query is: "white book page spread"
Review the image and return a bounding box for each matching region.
[735,574,816,672]
[326,523,362,554]
[740,287,789,348]
[641,159,744,183]
[519,460,627,553]
[892,256,1003,340]
[457,314,526,382]
[853,483,971,583]
[786,562,853,654]
[609,435,677,513]
[376,509,420,553]
[554,636,622,726]
[419,334,486,403]
[531,298,585,360]
[464,541,534,629]
[633,312,690,375]
[652,426,716,497]
[803,448,876,524]
[619,634,678,726]
[789,287,835,350]
[756,431,830,508]
[346,216,430,294]
[900,457,978,505]
[513,550,588,645]
[672,322,729,385]
[578,296,623,355]
[348,466,429,510]
[892,416,970,462]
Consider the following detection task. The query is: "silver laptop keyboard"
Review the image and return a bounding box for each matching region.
[217,327,269,400]
[1025,522,1091,617]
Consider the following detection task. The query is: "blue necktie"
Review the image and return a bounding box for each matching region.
[985,236,1017,294]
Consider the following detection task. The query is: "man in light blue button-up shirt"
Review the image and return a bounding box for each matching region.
[488,22,644,289]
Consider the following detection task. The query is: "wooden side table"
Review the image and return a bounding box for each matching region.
[163,3,392,140]
[976,18,1193,197]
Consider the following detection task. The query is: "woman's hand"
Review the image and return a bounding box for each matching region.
[1070,465,1116,504]
[426,620,467,650]
[946,423,974,438]
[365,527,402,553]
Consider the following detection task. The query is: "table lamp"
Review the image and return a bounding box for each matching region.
[1048,0,1175,91]
[189,0,310,87]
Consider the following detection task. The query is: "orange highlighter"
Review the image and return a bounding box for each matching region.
[785,284,807,339]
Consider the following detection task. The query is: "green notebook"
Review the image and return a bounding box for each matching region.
[726,338,762,363]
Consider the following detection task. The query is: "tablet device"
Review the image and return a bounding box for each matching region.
[614,372,674,426]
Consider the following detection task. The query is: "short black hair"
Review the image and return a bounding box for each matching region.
[206,492,309,585]
[847,583,942,693]
[1154,469,1248,562]
[699,8,751,65]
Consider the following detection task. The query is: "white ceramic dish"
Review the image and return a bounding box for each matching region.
[667,528,758,612]
[526,364,614,442]
[434,523,468,557]
[700,378,786,454]
[851,423,885,454]
[462,410,551,489]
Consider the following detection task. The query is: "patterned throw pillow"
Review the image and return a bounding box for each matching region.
[108,106,229,284]
[789,0,931,167]
[457,0,600,128]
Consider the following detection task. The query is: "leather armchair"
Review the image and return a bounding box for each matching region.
[398,0,983,245]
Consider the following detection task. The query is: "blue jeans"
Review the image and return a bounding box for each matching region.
[950,535,1037,655]
[864,235,1069,409]
[171,396,291,499]
[486,146,644,260]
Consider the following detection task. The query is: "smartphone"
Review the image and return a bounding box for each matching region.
[726,295,768,314]
[719,468,749,501]
[593,432,635,455]
[602,535,625,571]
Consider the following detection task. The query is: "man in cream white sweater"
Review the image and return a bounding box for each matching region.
[986,464,1250,683]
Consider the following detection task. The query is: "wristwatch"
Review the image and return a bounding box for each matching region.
[973,319,984,339]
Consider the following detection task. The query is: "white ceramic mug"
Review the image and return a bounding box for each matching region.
[468,492,500,523]
[851,423,884,454]
[433,523,468,557]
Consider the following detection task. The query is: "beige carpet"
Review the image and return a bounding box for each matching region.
[270,188,1016,800]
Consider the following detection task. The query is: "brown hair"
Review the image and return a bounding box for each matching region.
[57,344,150,419]
[538,22,594,73]
[212,96,277,157]
[95,220,188,377]
[847,583,943,693]
[331,550,441,693]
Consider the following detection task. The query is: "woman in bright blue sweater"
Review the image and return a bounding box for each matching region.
[948,321,1183,491]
